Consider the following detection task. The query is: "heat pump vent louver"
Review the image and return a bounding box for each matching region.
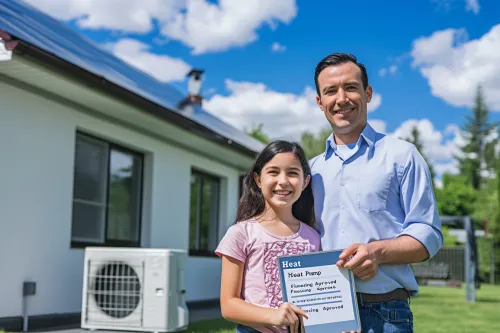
[90,261,142,319]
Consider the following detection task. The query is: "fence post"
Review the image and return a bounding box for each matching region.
[491,239,495,285]
[464,216,476,303]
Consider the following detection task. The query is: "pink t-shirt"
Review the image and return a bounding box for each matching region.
[215,219,322,333]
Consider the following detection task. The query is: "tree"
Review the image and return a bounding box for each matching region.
[404,126,436,188]
[245,123,270,144]
[300,128,332,160]
[456,85,498,190]
[434,174,477,217]
[471,177,498,231]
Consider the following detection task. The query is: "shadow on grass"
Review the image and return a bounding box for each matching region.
[185,318,236,333]
[476,297,500,304]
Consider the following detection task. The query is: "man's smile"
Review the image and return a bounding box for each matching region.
[333,107,356,115]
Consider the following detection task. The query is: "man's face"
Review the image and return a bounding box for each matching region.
[315,62,372,138]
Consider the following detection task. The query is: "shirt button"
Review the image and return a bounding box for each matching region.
[340,205,344,210]
[341,229,344,233]
[341,182,345,186]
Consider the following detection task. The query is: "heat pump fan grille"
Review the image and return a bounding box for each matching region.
[88,261,142,320]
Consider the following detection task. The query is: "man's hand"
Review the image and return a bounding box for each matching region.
[337,243,380,280]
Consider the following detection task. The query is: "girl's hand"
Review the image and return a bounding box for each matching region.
[271,302,308,333]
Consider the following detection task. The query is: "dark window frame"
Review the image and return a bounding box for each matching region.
[239,174,245,199]
[189,169,221,257]
[71,131,144,249]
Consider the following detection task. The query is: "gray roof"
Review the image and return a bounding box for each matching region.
[0,0,264,154]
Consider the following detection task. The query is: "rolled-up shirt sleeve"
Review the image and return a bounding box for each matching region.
[398,146,443,260]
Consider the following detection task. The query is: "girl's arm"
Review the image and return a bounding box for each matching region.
[220,255,307,331]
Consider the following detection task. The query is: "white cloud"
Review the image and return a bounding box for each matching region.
[109,39,191,82]
[392,119,463,163]
[432,0,480,14]
[369,120,387,134]
[24,0,297,55]
[410,24,500,110]
[432,0,454,12]
[368,93,382,112]
[379,65,398,77]
[204,80,320,140]
[23,0,185,34]
[162,0,297,54]
[204,87,217,96]
[204,80,382,140]
[271,42,287,53]
[465,0,480,14]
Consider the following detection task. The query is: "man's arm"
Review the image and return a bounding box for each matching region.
[396,146,443,259]
[370,235,429,264]
[338,146,443,280]
[337,236,428,280]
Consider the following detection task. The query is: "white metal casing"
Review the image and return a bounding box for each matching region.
[81,247,189,332]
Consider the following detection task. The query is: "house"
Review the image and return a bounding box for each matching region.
[0,0,263,330]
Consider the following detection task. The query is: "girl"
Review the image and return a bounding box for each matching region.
[215,140,321,333]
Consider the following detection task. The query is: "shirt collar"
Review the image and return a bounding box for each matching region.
[325,122,377,154]
[360,122,376,149]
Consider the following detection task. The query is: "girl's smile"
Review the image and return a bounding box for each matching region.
[273,189,292,198]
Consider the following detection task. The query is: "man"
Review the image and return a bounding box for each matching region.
[309,53,443,333]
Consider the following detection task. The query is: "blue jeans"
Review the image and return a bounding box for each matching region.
[236,324,261,333]
[358,300,414,333]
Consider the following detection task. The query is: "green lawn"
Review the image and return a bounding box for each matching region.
[412,284,500,333]
[186,318,236,333]
[185,284,500,333]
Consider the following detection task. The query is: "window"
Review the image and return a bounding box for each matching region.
[71,132,143,248]
[189,170,220,256]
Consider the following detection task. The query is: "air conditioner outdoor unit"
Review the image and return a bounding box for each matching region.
[81,247,189,332]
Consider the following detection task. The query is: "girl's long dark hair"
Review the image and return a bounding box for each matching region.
[236,140,315,228]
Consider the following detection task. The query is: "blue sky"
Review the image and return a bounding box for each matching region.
[24,0,500,185]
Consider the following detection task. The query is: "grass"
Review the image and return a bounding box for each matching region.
[186,318,236,333]
[412,284,500,333]
[185,284,500,333]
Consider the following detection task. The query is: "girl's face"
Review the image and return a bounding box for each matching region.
[254,152,310,211]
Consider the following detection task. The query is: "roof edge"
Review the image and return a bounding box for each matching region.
[12,39,259,158]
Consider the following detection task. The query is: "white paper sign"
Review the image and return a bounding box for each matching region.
[278,250,361,333]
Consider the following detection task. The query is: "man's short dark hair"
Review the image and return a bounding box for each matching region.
[314,53,369,96]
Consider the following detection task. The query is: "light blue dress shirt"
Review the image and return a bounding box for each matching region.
[309,123,443,295]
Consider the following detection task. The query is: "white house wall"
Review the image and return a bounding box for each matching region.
[0,77,241,318]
